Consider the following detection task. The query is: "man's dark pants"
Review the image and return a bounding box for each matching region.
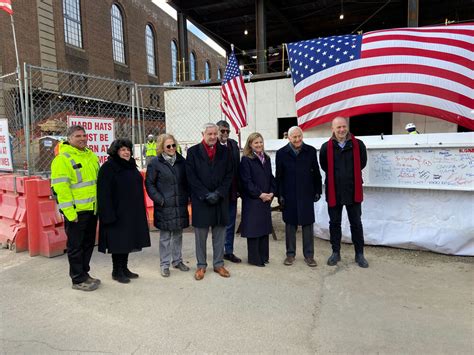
[64,212,97,284]
[328,203,364,254]
[224,199,237,254]
[285,224,314,258]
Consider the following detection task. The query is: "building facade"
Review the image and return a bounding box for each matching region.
[0,0,226,84]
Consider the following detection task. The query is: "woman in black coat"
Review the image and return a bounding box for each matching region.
[239,132,276,266]
[145,134,190,278]
[97,139,151,284]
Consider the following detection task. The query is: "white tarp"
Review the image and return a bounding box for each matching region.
[265,132,474,256]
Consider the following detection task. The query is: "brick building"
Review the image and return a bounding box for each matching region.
[0,0,226,83]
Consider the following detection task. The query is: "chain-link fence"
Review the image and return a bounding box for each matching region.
[25,65,139,174]
[0,72,26,172]
[0,65,227,174]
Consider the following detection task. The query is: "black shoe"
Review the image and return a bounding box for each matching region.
[123,268,139,279]
[249,262,265,267]
[174,262,190,272]
[355,254,369,268]
[327,252,341,266]
[224,253,242,263]
[112,270,131,284]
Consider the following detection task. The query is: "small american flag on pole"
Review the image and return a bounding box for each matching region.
[220,50,248,133]
[287,24,474,130]
[0,0,13,15]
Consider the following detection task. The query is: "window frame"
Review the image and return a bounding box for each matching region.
[189,51,196,81]
[111,3,126,64]
[145,24,156,76]
[205,61,211,81]
[63,0,83,48]
[171,40,178,82]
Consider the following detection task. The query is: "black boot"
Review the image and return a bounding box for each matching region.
[355,253,369,268]
[327,251,341,266]
[123,253,139,279]
[112,254,130,283]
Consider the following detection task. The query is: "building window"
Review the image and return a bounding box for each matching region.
[205,61,210,81]
[189,52,196,80]
[217,68,222,80]
[111,4,125,64]
[63,0,82,48]
[171,40,178,82]
[145,25,156,76]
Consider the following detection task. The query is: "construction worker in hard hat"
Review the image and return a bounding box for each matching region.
[50,125,100,292]
[405,123,419,134]
[143,134,157,166]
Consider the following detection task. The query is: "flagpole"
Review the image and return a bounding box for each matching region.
[10,12,28,173]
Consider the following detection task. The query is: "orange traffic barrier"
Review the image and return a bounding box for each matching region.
[0,175,33,252]
[140,170,154,227]
[25,178,67,257]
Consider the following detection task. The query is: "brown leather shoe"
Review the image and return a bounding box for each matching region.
[194,268,206,280]
[304,257,317,267]
[284,256,295,265]
[213,266,230,278]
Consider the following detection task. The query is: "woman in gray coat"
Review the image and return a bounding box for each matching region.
[145,134,190,277]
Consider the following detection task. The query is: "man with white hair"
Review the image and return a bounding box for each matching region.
[186,123,234,280]
[276,126,322,267]
[319,117,369,268]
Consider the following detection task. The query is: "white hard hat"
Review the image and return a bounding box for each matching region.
[147,134,154,138]
[405,123,416,130]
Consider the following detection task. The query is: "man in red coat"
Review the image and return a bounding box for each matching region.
[319,117,369,268]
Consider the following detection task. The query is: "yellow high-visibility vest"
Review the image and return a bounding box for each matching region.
[145,142,157,156]
[51,143,99,222]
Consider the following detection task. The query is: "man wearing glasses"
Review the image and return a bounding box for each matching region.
[216,120,242,264]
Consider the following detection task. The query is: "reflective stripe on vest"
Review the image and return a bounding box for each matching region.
[70,180,96,189]
[51,177,70,184]
[57,196,96,209]
[62,152,83,183]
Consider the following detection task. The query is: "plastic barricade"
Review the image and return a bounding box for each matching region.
[140,170,154,227]
[0,175,33,252]
[25,178,67,257]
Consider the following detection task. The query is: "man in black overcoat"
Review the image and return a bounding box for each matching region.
[186,123,234,280]
[320,117,369,268]
[216,120,242,263]
[276,126,322,267]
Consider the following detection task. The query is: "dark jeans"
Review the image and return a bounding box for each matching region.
[285,224,314,258]
[328,203,364,254]
[224,199,238,254]
[247,235,269,265]
[64,212,97,284]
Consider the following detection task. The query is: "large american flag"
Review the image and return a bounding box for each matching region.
[0,0,13,15]
[220,50,248,133]
[287,24,474,130]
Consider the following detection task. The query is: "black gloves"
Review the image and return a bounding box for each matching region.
[278,196,285,209]
[205,191,220,205]
[314,194,321,202]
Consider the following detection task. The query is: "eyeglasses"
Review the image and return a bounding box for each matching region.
[220,129,230,134]
[165,144,177,149]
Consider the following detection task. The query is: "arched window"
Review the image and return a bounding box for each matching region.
[205,61,210,81]
[111,4,125,64]
[145,24,156,75]
[171,40,178,82]
[63,0,82,48]
[217,68,222,80]
[189,52,196,81]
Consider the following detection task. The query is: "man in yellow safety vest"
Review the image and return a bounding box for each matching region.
[144,134,157,166]
[51,125,100,291]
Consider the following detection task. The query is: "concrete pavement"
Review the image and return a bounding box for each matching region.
[1,230,472,354]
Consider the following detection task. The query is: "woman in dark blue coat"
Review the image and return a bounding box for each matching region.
[239,132,276,266]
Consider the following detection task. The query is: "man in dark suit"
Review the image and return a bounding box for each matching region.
[186,123,234,280]
[216,120,242,263]
[276,126,322,267]
[320,117,369,268]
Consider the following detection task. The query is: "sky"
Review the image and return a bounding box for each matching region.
[151,0,227,57]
